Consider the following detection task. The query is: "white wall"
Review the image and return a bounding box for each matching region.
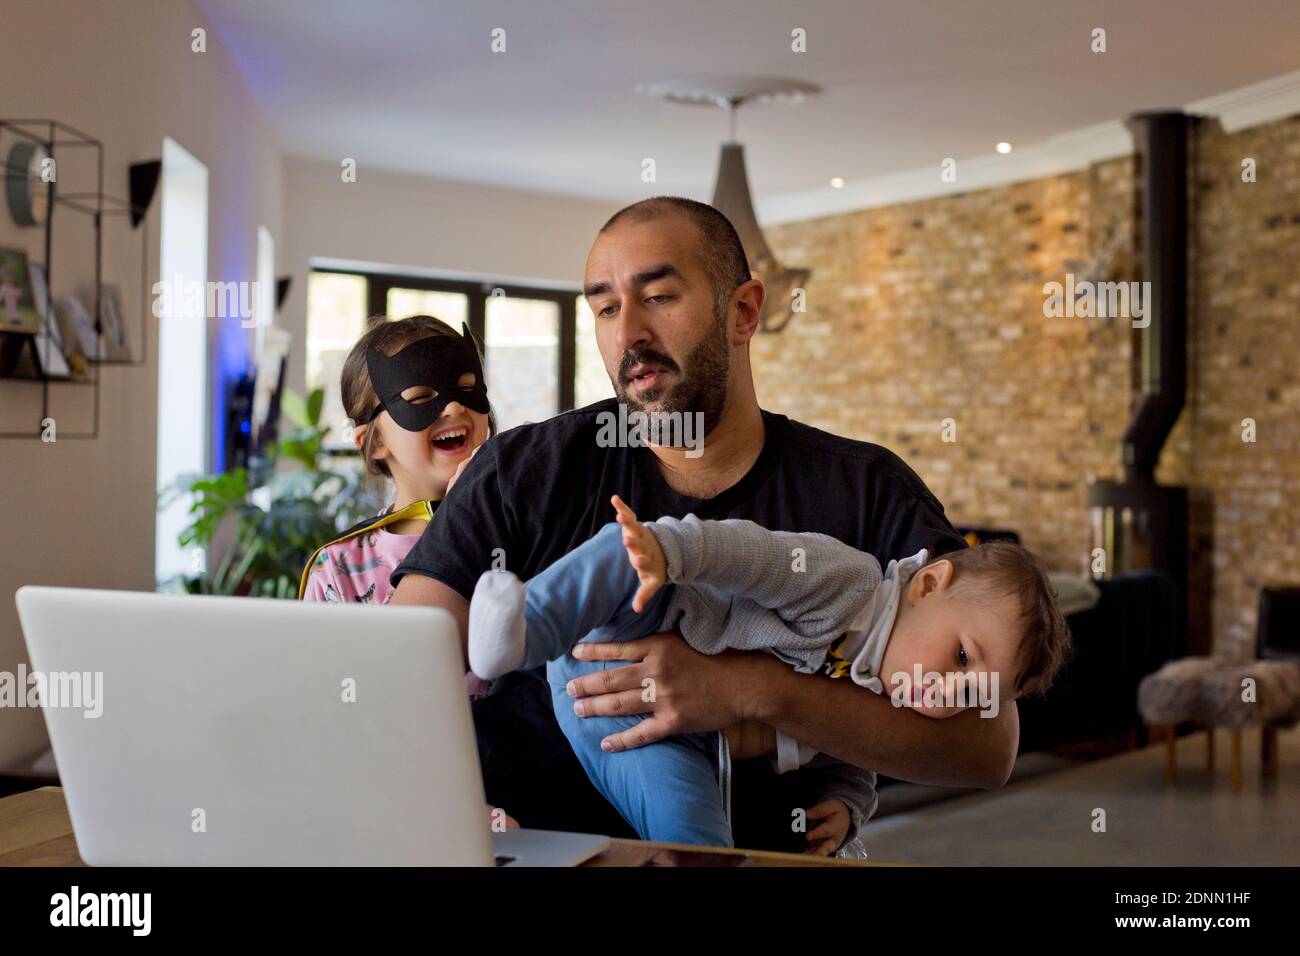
[0,1,623,771]
[0,0,283,769]
[278,158,618,398]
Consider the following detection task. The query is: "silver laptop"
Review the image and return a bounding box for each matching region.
[15,586,610,867]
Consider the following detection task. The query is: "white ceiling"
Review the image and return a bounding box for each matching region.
[200,0,1300,209]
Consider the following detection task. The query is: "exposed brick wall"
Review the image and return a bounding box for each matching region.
[1188,115,1300,657]
[752,113,1300,658]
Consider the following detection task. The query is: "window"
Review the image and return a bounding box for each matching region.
[306,272,367,447]
[387,287,468,326]
[575,294,615,407]
[306,268,613,446]
[485,294,559,430]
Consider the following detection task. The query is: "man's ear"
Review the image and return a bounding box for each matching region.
[730,276,765,344]
[907,559,955,604]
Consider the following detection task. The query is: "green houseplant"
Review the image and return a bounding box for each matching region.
[159,387,382,598]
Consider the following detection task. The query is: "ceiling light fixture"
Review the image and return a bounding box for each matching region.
[641,75,820,333]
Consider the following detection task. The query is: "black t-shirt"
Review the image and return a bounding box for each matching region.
[394,397,967,595]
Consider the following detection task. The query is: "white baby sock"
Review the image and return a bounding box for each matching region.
[468,570,528,679]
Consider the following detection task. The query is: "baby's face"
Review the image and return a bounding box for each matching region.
[878,563,1022,718]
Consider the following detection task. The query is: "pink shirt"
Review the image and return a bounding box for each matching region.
[303,517,491,698]
[303,523,420,606]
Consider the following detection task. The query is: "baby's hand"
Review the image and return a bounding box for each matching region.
[446,445,481,494]
[611,495,666,613]
[485,804,519,832]
[803,799,851,856]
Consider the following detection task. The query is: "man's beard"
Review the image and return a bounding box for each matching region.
[614,308,730,439]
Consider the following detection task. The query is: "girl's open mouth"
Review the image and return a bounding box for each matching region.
[430,427,469,453]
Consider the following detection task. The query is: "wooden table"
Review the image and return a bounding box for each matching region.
[0,787,877,867]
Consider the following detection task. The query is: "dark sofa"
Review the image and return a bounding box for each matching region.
[1016,568,1180,753]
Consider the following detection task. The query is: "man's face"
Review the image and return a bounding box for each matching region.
[583,216,731,432]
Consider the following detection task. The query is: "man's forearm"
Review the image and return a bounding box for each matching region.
[742,657,1018,790]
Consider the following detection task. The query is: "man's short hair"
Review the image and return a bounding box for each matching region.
[599,197,751,313]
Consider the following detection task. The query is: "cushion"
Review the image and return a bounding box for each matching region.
[1138,657,1300,729]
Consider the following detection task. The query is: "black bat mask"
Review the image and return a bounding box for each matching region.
[364,324,490,432]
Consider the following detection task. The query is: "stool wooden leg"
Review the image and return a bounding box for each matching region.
[1230,731,1242,792]
[1206,728,1215,772]
[1165,727,1177,784]
[1261,724,1278,779]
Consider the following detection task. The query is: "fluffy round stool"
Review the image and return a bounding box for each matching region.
[1137,657,1300,791]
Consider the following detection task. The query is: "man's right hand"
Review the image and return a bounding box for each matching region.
[566,634,770,752]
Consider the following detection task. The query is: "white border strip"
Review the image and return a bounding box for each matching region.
[1186,67,1300,133]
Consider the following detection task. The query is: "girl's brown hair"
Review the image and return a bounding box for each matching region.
[340,314,495,478]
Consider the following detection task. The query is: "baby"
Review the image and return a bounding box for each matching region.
[470,496,1070,850]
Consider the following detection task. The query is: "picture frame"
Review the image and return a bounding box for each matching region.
[28,260,52,326]
[97,282,131,362]
[0,246,43,334]
[32,325,71,378]
[57,294,98,361]
[24,260,69,376]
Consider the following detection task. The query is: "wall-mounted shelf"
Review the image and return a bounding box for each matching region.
[0,119,152,439]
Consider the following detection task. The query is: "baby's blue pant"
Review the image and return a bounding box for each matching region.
[524,523,733,847]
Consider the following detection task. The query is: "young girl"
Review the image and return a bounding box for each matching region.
[301,315,520,835]
[300,316,495,700]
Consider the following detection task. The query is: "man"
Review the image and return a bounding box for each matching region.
[392,197,1018,851]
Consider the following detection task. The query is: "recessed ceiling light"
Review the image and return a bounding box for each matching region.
[829,177,845,189]
[996,142,1012,154]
